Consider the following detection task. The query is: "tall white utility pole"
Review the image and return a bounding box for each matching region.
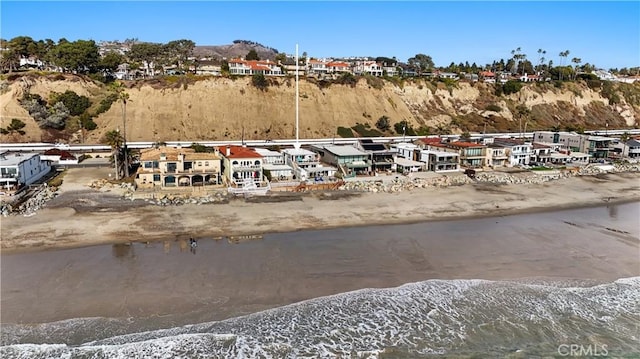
[294,43,300,149]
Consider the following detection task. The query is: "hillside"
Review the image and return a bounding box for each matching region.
[1,73,638,144]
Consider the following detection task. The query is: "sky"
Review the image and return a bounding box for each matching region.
[1,1,639,70]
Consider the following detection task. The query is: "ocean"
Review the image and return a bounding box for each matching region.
[2,203,639,358]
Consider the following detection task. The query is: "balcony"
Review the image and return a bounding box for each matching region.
[232,164,262,171]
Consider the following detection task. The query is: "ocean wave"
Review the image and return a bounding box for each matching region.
[2,277,639,358]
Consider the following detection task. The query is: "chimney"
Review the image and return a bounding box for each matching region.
[226,145,231,157]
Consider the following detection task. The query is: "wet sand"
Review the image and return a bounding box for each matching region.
[2,202,639,328]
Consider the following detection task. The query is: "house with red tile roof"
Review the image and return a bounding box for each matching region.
[221,145,267,186]
[228,59,283,76]
[326,61,351,74]
[307,59,329,76]
[353,61,383,77]
[135,146,222,188]
[479,71,496,83]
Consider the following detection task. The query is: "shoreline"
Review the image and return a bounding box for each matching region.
[1,170,639,254]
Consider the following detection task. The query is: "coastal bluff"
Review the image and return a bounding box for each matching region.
[1,73,638,143]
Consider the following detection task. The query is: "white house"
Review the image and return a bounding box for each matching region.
[0,152,51,192]
[282,147,336,181]
[254,148,294,181]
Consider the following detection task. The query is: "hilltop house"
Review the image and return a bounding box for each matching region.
[228,59,283,76]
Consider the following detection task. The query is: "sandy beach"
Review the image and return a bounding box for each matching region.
[1,168,639,252]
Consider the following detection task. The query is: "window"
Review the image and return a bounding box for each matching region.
[204,162,209,166]
[198,162,202,167]
[153,174,160,182]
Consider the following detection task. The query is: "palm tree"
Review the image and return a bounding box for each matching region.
[111,81,130,177]
[537,48,546,75]
[620,132,631,159]
[559,50,570,80]
[516,104,530,139]
[104,129,124,180]
[571,57,582,80]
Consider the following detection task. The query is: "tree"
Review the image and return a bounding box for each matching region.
[128,42,163,77]
[246,49,260,61]
[407,53,434,75]
[571,57,582,80]
[251,73,268,90]
[537,48,546,74]
[7,36,37,59]
[516,104,530,138]
[111,81,130,177]
[619,132,631,159]
[558,50,570,80]
[274,53,287,64]
[49,39,100,73]
[99,51,125,73]
[1,118,26,135]
[375,115,391,131]
[165,39,195,72]
[104,129,124,180]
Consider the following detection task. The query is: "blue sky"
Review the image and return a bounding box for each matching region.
[1,1,639,69]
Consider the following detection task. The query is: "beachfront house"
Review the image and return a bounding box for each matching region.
[221,145,268,187]
[531,143,553,164]
[492,138,533,166]
[135,146,222,188]
[310,144,370,177]
[358,139,395,173]
[424,150,460,172]
[254,147,294,181]
[487,145,509,167]
[432,141,487,168]
[0,152,51,192]
[533,131,612,161]
[282,147,337,182]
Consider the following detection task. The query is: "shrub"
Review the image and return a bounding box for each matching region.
[376,115,391,131]
[95,93,118,115]
[337,126,354,138]
[352,123,383,137]
[502,80,523,95]
[336,72,357,87]
[486,104,502,112]
[365,75,384,90]
[394,121,416,135]
[251,73,268,91]
[50,90,91,116]
[79,113,97,131]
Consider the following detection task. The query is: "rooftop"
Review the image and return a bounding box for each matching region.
[140,146,221,161]
[320,145,368,157]
[0,152,40,167]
